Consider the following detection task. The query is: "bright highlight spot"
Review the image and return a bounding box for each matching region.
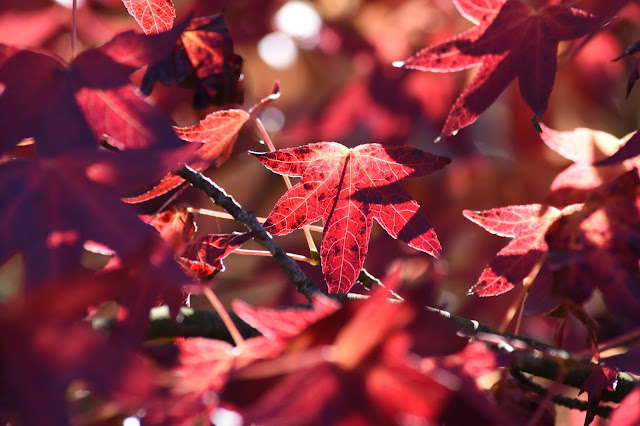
[53,0,86,8]
[274,1,322,48]
[122,417,140,426]
[258,32,298,69]
[211,407,243,426]
[261,107,286,132]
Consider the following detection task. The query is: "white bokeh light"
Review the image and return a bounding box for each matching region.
[260,107,286,132]
[274,1,322,48]
[122,417,140,426]
[53,0,87,8]
[211,407,243,426]
[258,32,298,69]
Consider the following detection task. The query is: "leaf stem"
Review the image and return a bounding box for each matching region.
[71,0,78,58]
[202,286,245,348]
[186,207,324,233]
[248,82,281,116]
[253,115,320,263]
[233,248,317,265]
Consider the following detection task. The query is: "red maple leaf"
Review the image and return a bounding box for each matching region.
[147,296,340,424]
[121,0,176,35]
[141,14,244,108]
[141,205,196,254]
[254,142,450,293]
[0,20,187,156]
[180,232,255,280]
[463,203,582,296]
[400,0,600,138]
[221,288,496,425]
[124,109,249,203]
[545,170,640,324]
[232,294,341,340]
[0,147,192,287]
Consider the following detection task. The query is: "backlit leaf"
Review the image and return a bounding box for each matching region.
[254,142,450,293]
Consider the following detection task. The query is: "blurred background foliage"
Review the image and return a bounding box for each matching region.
[3,0,640,355]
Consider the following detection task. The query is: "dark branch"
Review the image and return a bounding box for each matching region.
[177,166,320,301]
[510,369,613,418]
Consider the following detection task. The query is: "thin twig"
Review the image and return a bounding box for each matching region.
[71,0,78,58]
[202,286,245,348]
[186,207,324,233]
[177,166,320,301]
[234,248,317,265]
[253,115,320,263]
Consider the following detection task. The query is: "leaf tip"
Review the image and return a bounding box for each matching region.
[462,209,479,220]
[531,116,542,133]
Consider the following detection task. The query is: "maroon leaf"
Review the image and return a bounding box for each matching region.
[0,265,158,426]
[539,124,623,164]
[609,386,640,426]
[545,170,640,323]
[222,288,497,425]
[141,205,196,254]
[0,21,187,156]
[579,365,618,426]
[254,142,450,293]
[401,0,600,137]
[141,14,244,108]
[232,294,340,340]
[0,148,191,286]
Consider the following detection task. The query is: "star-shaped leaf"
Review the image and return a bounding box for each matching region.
[254,142,450,293]
[464,203,582,296]
[401,0,600,137]
[123,109,249,203]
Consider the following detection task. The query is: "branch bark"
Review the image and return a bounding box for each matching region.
[176,166,320,301]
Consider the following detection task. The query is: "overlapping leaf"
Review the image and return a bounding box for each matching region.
[180,232,255,280]
[0,148,192,286]
[254,142,450,293]
[0,21,187,156]
[122,0,175,35]
[463,204,581,296]
[539,125,640,206]
[124,109,249,203]
[0,265,158,426]
[545,170,640,323]
[141,14,244,108]
[221,288,494,425]
[401,0,600,137]
[150,296,342,424]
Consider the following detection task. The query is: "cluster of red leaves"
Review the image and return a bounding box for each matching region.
[3,0,640,425]
[400,0,627,138]
[142,284,509,425]
[0,0,251,422]
[465,125,640,322]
